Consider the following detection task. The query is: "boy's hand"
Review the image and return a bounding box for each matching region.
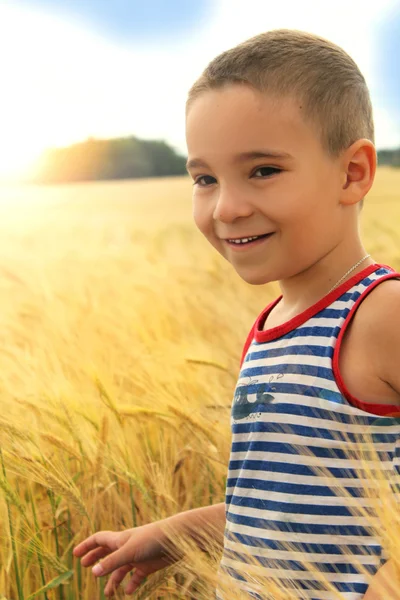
[73,521,178,597]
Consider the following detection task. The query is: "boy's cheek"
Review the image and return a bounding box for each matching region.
[192,205,214,237]
[192,210,206,236]
[193,211,225,254]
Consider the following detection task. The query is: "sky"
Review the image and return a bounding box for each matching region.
[0,0,400,180]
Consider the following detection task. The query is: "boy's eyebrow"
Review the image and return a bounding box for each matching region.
[185,150,293,172]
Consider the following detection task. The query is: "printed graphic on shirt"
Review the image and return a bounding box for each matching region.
[231,348,324,423]
[231,374,279,420]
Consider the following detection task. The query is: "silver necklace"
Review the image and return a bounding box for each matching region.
[327,254,371,295]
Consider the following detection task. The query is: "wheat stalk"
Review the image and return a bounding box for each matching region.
[0,417,35,443]
[94,414,109,481]
[41,469,89,521]
[39,433,81,460]
[167,405,218,447]
[0,477,27,516]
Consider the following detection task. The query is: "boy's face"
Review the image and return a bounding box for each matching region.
[185,85,347,285]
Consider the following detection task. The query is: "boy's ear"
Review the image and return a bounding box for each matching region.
[340,139,376,206]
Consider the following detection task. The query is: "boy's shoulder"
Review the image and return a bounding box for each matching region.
[360,278,400,335]
[356,278,400,397]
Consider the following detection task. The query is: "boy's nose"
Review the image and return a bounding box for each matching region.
[212,191,254,223]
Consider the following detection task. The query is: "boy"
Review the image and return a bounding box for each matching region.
[73,30,400,599]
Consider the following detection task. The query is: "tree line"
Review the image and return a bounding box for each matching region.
[377,148,400,167]
[32,136,188,184]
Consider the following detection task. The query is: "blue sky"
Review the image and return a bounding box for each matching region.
[376,2,400,116]
[15,0,213,45]
[0,0,399,178]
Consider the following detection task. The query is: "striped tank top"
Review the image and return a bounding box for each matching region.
[216,262,400,600]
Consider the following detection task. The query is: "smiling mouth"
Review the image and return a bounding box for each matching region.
[225,233,275,246]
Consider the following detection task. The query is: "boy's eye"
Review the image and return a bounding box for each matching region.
[193,175,216,187]
[252,166,281,178]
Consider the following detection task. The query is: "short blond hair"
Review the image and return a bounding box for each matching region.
[186,29,374,158]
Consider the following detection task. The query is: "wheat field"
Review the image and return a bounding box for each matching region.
[0,168,399,600]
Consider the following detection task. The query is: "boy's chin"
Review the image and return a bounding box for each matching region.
[232,267,273,286]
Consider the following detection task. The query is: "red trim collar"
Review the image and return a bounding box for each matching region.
[254,262,388,343]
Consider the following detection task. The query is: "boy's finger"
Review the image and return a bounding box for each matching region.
[73,531,117,556]
[104,564,133,597]
[92,547,137,577]
[125,569,148,595]
[80,546,111,566]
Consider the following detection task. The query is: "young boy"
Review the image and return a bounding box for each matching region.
[73,30,400,599]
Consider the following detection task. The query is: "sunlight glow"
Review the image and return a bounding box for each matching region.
[0,4,182,180]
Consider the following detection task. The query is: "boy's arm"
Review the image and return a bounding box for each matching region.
[162,502,226,552]
[367,280,400,401]
[363,559,400,599]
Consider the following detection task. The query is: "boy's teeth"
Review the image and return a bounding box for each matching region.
[228,235,261,244]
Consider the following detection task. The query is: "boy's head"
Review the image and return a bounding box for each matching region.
[185,30,376,286]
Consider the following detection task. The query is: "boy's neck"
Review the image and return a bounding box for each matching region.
[276,243,375,317]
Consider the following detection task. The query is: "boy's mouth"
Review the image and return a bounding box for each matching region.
[224,232,275,248]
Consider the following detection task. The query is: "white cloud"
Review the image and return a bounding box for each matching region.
[0,0,398,177]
